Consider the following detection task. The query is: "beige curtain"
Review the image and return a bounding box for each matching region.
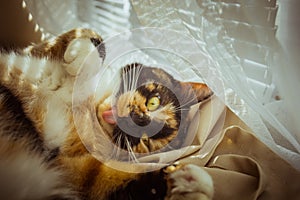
[176,97,300,200]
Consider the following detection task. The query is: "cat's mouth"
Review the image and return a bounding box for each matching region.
[102,108,161,134]
[100,106,173,153]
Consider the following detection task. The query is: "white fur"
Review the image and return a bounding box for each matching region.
[167,164,214,200]
[1,53,72,148]
[63,38,97,76]
[1,53,65,87]
[23,45,34,54]
[0,137,76,200]
[150,103,175,122]
[43,95,71,148]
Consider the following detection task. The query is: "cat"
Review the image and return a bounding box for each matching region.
[0,28,214,200]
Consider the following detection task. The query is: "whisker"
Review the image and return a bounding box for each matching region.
[113,134,122,159]
[122,68,127,93]
[112,132,122,146]
[125,136,138,163]
[126,63,142,92]
[111,137,119,158]
[129,64,135,91]
[135,64,142,89]
[111,132,119,141]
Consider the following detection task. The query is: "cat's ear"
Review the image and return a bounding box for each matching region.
[180,82,213,103]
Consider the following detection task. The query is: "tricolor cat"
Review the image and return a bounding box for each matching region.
[0,28,213,200]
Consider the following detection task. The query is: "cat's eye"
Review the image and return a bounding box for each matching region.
[147,96,160,111]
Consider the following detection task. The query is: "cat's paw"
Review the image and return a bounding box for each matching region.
[165,164,214,200]
[63,38,98,76]
[63,29,105,76]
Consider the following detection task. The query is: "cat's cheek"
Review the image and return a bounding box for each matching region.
[133,138,171,153]
[133,141,150,154]
[133,137,163,153]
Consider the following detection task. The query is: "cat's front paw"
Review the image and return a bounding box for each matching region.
[63,29,105,76]
[165,164,214,200]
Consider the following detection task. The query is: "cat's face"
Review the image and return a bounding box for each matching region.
[97,63,212,154]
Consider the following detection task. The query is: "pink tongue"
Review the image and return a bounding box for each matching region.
[102,109,116,125]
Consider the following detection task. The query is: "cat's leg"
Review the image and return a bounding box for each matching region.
[26,28,105,76]
[61,30,105,76]
[109,163,214,200]
[0,29,105,135]
[58,154,139,200]
[0,28,104,93]
[60,133,213,200]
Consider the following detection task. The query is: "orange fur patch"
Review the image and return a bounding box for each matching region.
[28,29,102,61]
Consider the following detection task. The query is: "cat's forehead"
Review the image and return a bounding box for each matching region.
[121,64,174,86]
[144,81,157,92]
[142,67,172,84]
[137,81,165,96]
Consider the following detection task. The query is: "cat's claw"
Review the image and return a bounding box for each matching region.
[165,164,214,200]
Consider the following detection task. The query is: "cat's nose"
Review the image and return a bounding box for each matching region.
[130,111,150,127]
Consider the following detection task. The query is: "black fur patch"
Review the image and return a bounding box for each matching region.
[90,37,106,59]
[109,169,167,200]
[0,84,45,153]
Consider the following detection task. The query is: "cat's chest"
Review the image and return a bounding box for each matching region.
[39,76,75,149]
[42,93,72,149]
